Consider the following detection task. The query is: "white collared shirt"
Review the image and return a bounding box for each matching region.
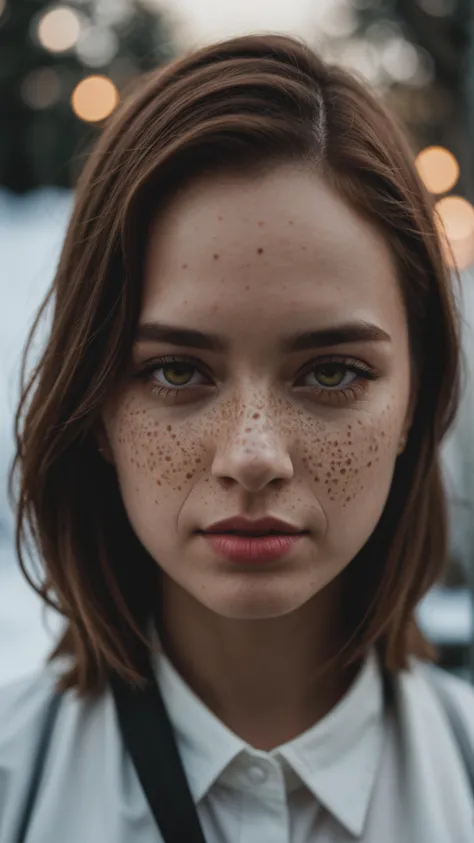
[1,646,474,842]
[156,648,384,840]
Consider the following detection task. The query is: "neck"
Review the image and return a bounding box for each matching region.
[157,577,359,751]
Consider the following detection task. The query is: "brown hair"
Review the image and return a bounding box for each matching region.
[10,33,460,696]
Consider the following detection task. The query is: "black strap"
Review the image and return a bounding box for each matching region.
[109,665,207,843]
[15,691,62,843]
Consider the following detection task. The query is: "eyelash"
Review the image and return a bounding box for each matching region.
[134,354,378,406]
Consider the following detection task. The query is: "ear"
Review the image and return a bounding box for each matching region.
[95,420,115,466]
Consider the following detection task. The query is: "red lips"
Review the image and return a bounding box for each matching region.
[200,515,306,536]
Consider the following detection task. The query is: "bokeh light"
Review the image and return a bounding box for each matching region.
[337,39,381,83]
[317,4,358,39]
[415,146,460,194]
[380,37,420,83]
[21,67,62,109]
[417,0,456,16]
[435,196,474,270]
[71,75,119,122]
[75,25,119,67]
[37,6,82,53]
[445,236,474,270]
[435,196,474,241]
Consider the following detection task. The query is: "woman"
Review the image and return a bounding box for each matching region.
[1,33,473,843]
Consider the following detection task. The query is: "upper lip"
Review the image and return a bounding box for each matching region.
[199,516,306,535]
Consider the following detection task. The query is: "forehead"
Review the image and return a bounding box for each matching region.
[141,167,405,340]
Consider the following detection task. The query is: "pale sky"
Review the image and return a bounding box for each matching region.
[155,0,333,49]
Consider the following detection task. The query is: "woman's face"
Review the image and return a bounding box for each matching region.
[101,165,412,620]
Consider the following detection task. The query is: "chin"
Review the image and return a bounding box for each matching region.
[199,582,313,621]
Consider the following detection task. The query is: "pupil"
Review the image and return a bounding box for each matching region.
[164,364,192,385]
[318,366,344,386]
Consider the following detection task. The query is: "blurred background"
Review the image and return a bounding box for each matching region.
[1,0,474,685]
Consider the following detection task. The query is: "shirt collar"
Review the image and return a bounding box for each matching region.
[276,648,385,836]
[154,647,245,803]
[154,643,384,837]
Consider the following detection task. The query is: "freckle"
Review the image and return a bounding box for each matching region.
[253,412,260,419]
[166,426,172,432]
[367,461,372,467]
[165,456,171,462]
[346,458,352,466]
[302,245,307,250]
[340,468,346,475]
[314,475,320,482]
[346,496,352,503]
[213,253,220,260]
[182,263,188,269]
[218,215,223,221]
[258,221,265,226]
[257,247,264,255]
[288,220,294,225]
[156,480,162,486]
[186,473,193,479]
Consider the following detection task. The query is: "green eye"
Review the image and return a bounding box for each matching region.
[314,366,347,388]
[162,363,194,386]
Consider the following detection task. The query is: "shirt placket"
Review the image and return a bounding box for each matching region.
[238,755,290,843]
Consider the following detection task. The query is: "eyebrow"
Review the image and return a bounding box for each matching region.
[134,320,391,353]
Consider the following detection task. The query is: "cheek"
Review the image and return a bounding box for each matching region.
[106,396,204,513]
[302,403,401,535]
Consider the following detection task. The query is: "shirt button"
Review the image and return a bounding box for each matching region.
[247,763,268,784]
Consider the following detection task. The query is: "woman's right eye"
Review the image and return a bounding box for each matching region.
[151,360,206,389]
[136,355,212,401]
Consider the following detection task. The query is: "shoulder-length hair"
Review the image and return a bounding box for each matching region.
[10,33,460,696]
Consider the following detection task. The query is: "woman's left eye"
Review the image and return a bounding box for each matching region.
[303,363,358,390]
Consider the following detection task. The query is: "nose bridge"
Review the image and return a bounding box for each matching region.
[212,383,294,490]
[224,381,280,443]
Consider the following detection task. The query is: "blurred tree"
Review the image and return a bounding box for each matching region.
[352,0,471,194]
[0,0,175,192]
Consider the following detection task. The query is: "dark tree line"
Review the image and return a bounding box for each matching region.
[0,0,175,192]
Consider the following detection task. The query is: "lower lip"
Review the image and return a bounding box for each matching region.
[199,532,306,562]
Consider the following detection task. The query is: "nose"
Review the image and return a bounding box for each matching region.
[211,402,294,493]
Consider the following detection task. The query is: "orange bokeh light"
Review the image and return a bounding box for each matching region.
[415,146,459,194]
[71,75,119,123]
[435,196,474,270]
